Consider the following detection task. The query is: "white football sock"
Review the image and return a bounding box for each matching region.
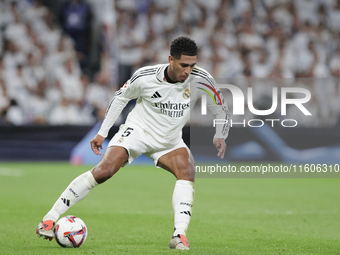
[172,180,195,236]
[43,171,98,222]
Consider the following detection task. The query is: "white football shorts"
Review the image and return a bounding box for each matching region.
[108,124,188,166]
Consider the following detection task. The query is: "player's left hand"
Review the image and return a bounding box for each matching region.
[213,138,226,159]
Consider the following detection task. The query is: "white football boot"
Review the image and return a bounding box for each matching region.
[169,234,190,250]
[36,220,55,241]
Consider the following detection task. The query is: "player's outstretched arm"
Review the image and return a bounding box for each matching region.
[213,138,227,159]
[90,134,105,156]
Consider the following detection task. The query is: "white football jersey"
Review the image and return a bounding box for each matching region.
[98,64,230,147]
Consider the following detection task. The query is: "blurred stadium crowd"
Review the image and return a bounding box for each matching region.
[0,0,340,127]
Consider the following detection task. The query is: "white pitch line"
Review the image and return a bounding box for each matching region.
[0,167,23,177]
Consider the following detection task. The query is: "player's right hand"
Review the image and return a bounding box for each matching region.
[213,138,227,159]
[90,134,105,155]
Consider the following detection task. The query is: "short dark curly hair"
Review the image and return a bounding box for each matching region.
[170,36,198,59]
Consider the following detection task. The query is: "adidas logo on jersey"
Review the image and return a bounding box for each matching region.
[151,91,162,98]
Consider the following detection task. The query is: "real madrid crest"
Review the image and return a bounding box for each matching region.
[117,138,124,143]
[183,89,190,99]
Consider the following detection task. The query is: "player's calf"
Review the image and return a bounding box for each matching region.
[91,146,128,184]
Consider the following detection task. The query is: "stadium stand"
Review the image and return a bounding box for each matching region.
[0,0,339,127]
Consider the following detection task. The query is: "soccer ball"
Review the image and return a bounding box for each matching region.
[54,216,87,248]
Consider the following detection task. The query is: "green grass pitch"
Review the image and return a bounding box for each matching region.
[0,162,340,254]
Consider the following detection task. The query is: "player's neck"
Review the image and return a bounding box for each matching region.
[164,66,177,84]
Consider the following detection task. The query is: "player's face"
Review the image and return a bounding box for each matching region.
[169,55,197,83]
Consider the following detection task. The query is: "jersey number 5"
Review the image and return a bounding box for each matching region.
[121,127,134,137]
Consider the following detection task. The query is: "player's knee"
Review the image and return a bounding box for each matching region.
[91,162,120,184]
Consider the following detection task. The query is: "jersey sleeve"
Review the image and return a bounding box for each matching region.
[193,68,230,140]
[207,84,230,140]
[97,73,142,138]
